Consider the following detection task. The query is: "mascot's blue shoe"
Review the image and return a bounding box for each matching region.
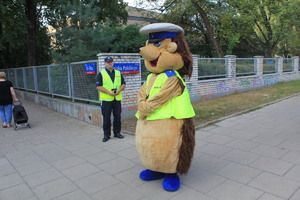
[162,173,180,192]
[139,169,166,181]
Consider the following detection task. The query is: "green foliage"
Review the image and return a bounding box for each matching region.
[109,25,148,53]
[2,0,300,69]
[0,0,53,68]
[53,23,146,63]
[1,0,132,68]
[162,0,239,57]
[275,0,300,57]
[160,0,300,58]
[50,0,146,63]
[0,1,27,68]
[226,34,240,55]
[51,65,69,96]
[225,0,299,57]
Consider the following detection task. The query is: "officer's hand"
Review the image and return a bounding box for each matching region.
[115,89,120,95]
[108,91,116,96]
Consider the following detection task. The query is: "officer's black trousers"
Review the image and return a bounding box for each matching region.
[101,100,121,137]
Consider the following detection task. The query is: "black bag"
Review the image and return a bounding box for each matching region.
[13,104,29,124]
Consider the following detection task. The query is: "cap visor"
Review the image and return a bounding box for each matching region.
[148,38,165,43]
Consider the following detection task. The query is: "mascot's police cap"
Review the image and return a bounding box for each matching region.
[140,23,184,43]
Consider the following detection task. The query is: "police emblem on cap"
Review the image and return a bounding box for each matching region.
[104,56,113,62]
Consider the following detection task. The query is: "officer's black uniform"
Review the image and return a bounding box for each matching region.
[96,68,126,141]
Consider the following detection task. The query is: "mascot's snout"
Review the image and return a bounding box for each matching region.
[140,40,178,59]
[139,38,184,73]
[139,45,161,64]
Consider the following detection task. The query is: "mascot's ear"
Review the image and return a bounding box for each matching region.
[145,40,149,46]
[167,42,177,53]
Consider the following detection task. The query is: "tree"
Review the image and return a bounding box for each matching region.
[108,25,148,53]
[190,0,224,57]
[275,0,300,57]
[0,0,52,68]
[0,1,27,68]
[25,0,38,66]
[50,0,132,62]
[159,0,227,57]
[147,0,300,57]
[226,0,298,57]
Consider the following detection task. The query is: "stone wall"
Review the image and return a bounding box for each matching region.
[16,91,102,126]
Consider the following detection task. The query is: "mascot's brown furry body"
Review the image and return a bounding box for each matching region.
[135,23,195,192]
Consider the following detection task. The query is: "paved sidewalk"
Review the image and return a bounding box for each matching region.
[1,96,300,200]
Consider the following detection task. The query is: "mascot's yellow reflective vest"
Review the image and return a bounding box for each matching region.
[136,70,195,120]
[99,69,122,101]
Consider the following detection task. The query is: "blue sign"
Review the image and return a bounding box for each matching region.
[114,63,140,74]
[84,63,96,74]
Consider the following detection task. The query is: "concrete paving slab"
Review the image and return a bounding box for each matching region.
[0,173,23,190]
[290,188,300,200]
[32,177,78,200]
[258,193,285,200]
[54,190,93,200]
[23,168,63,187]
[251,144,289,159]
[284,165,300,182]
[249,156,293,176]
[91,182,144,200]
[0,183,34,200]
[248,172,300,199]
[62,162,100,181]
[216,162,261,184]
[207,179,264,200]
[221,149,260,165]
[74,171,119,194]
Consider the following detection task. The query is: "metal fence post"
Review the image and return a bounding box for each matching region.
[33,66,38,92]
[47,65,53,97]
[22,68,27,90]
[14,69,18,88]
[68,64,74,102]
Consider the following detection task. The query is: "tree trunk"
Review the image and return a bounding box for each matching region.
[191,0,224,57]
[0,21,3,69]
[263,43,273,58]
[0,22,9,69]
[25,0,37,66]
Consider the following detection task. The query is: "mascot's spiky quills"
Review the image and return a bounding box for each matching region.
[135,23,195,192]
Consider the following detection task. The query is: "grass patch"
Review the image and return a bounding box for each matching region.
[122,80,300,133]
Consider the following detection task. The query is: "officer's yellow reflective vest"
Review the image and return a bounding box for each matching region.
[99,69,122,101]
[136,70,195,120]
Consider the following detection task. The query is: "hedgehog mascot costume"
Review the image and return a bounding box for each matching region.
[135,23,195,192]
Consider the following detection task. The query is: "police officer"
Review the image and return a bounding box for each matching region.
[96,56,126,142]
